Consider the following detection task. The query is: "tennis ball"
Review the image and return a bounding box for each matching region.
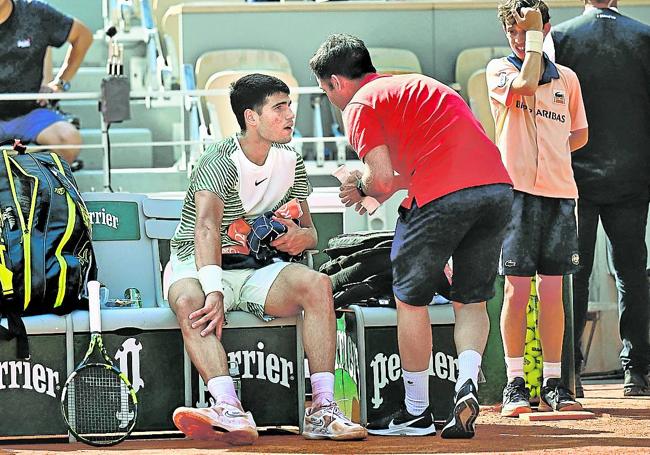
[529,385,539,398]
[535,327,540,340]
[526,310,537,329]
[526,339,543,357]
[526,368,542,388]
[523,354,536,373]
[525,326,535,343]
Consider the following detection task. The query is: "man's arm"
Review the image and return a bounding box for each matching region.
[510,8,545,97]
[271,201,318,255]
[570,128,588,152]
[192,190,226,339]
[49,19,93,91]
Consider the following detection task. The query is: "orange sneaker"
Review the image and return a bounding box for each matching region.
[173,402,258,445]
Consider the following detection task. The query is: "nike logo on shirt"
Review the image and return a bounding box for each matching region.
[255,178,268,186]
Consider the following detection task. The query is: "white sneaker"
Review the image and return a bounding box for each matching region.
[303,402,368,440]
[173,402,258,445]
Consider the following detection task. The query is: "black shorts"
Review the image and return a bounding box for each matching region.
[499,191,579,276]
[391,184,513,305]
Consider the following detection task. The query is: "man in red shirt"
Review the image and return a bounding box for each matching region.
[310,34,513,439]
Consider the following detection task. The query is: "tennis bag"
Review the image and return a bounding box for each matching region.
[320,231,395,308]
[0,144,96,359]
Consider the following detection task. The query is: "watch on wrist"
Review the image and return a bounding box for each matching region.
[356,177,367,197]
[56,79,71,92]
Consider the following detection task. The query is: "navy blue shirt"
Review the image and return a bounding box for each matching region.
[0,0,73,119]
[552,9,650,203]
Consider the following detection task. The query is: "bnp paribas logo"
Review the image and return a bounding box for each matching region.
[89,207,120,230]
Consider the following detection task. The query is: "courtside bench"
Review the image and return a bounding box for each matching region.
[0,192,305,439]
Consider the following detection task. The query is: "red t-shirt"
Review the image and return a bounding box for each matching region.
[344,74,512,208]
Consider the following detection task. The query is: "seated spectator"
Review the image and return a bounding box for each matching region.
[0,0,92,164]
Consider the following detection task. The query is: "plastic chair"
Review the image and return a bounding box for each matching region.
[466,68,496,142]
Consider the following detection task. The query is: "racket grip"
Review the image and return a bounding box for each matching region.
[88,280,102,333]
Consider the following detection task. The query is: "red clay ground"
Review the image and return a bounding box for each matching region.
[1,382,648,454]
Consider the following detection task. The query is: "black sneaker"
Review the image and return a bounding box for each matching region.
[366,404,436,436]
[539,378,583,412]
[440,379,479,439]
[623,368,650,397]
[501,377,532,417]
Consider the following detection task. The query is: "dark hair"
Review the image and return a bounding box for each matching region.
[309,33,376,81]
[497,0,550,27]
[229,73,290,131]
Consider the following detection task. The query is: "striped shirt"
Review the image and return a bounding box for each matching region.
[171,136,312,261]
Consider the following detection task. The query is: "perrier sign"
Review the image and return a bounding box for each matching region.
[86,201,141,241]
[334,314,360,420]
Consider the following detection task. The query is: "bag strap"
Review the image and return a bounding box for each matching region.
[0,309,30,359]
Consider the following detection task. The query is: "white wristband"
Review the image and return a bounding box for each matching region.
[525,30,544,54]
[198,265,224,295]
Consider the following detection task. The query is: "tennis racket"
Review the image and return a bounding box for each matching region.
[60,280,138,446]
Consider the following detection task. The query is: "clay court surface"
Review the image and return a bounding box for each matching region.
[1,383,648,455]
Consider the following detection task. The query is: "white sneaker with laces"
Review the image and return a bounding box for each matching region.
[173,402,258,445]
[303,401,368,440]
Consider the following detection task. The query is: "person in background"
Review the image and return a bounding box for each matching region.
[487,0,589,417]
[0,0,92,164]
[547,0,650,398]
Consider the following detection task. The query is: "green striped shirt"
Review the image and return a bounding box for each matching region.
[171,136,312,261]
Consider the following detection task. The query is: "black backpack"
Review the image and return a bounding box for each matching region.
[0,143,96,358]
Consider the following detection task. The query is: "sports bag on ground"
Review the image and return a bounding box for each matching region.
[0,143,96,358]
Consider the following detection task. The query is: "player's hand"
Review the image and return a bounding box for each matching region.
[513,7,543,31]
[36,84,57,107]
[189,291,225,339]
[339,170,364,207]
[270,217,308,255]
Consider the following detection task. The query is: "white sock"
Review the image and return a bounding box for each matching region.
[310,371,335,408]
[403,369,429,416]
[542,362,561,386]
[207,375,239,406]
[505,356,525,382]
[456,350,482,392]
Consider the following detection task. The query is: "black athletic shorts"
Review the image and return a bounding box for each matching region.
[391,184,513,305]
[499,191,580,276]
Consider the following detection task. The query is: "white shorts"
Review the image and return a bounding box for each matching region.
[169,253,290,321]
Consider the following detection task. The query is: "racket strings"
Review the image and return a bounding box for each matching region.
[63,366,136,444]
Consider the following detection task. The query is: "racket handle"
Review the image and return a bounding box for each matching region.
[88,280,102,333]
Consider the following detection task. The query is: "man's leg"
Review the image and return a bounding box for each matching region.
[168,278,258,444]
[536,274,564,380]
[36,120,81,163]
[601,198,650,395]
[572,199,600,396]
[262,264,367,440]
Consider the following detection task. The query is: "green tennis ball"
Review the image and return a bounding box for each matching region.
[526,339,543,357]
[535,327,540,340]
[525,326,535,343]
[529,385,539,398]
[526,368,542,388]
[527,310,537,329]
[523,354,536,373]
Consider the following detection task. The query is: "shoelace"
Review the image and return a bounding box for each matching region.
[504,383,530,402]
[316,399,349,422]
